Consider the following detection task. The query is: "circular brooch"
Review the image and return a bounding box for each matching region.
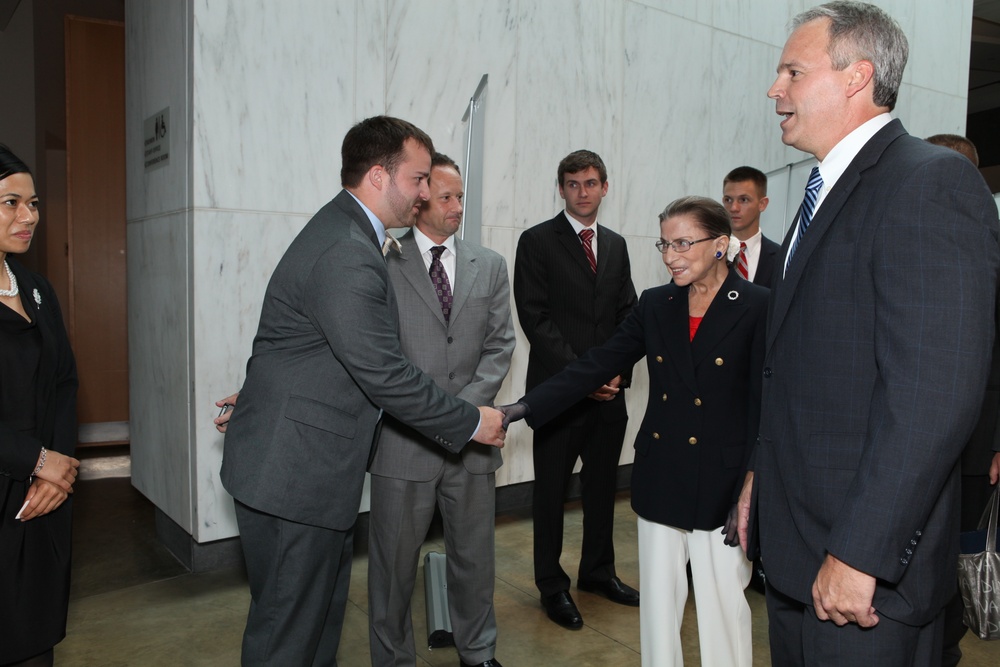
[727,290,739,301]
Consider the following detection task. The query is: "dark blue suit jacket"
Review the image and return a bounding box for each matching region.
[523,270,768,530]
[750,119,1000,624]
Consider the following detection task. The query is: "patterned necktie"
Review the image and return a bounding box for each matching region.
[429,245,453,322]
[737,241,749,279]
[786,166,824,268]
[579,228,597,274]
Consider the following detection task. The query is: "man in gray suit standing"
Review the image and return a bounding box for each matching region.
[368,153,514,667]
[218,117,506,666]
[737,3,1000,664]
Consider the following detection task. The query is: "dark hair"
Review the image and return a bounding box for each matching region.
[340,116,435,188]
[557,150,607,187]
[925,134,979,167]
[658,196,732,238]
[0,144,33,181]
[431,152,461,175]
[723,166,768,197]
[792,2,908,111]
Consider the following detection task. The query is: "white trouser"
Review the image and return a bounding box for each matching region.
[638,516,752,667]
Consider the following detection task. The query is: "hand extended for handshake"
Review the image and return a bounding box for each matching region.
[215,391,512,449]
[18,448,80,522]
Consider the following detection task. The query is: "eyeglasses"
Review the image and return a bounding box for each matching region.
[655,237,714,254]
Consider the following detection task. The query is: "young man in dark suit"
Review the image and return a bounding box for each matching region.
[217,117,506,666]
[736,4,1000,665]
[722,166,781,288]
[513,150,638,629]
[368,154,514,667]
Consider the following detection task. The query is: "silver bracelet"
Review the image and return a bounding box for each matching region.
[32,447,47,478]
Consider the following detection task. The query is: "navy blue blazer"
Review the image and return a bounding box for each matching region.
[523,270,768,530]
[750,119,1000,624]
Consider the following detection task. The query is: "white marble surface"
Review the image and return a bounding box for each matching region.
[127,211,192,531]
[125,0,977,542]
[191,208,311,541]
[125,0,190,221]
[191,0,356,213]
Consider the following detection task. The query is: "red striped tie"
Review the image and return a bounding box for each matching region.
[579,228,597,274]
[737,241,749,279]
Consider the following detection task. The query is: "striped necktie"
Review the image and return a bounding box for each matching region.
[786,166,824,269]
[579,228,597,273]
[737,242,749,279]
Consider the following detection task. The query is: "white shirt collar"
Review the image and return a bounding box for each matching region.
[816,113,893,195]
[564,210,597,236]
[412,225,456,257]
[346,191,388,246]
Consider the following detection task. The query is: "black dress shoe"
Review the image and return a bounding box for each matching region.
[541,590,584,629]
[460,660,503,667]
[577,576,640,606]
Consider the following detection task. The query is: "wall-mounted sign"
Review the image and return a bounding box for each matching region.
[143,107,170,172]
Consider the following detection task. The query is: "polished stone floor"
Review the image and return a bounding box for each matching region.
[56,477,1000,666]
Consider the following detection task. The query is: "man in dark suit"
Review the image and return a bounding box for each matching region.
[722,166,781,288]
[513,149,638,629]
[924,133,1000,666]
[218,117,506,666]
[368,154,514,667]
[736,4,1000,665]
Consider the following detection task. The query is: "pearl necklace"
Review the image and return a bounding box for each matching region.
[0,260,18,298]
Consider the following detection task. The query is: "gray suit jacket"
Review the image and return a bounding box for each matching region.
[750,120,1000,624]
[369,230,515,480]
[221,190,480,531]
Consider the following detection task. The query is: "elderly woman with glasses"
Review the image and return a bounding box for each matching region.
[500,196,767,666]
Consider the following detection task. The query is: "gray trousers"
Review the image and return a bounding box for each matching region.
[368,456,497,666]
[235,501,354,667]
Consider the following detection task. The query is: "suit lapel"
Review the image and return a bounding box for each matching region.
[449,238,478,323]
[655,284,699,395]
[690,272,750,367]
[767,120,906,352]
[396,232,448,327]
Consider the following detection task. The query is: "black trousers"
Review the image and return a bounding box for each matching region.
[531,407,627,596]
[765,581,944,667]
[234,501,354,667]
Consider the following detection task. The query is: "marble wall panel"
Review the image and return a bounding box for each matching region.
[907,0,973,99]
[631,0,713,25]
[620,5,714,241]
[710,0,806,49]
[383,0,520,236]
[191,0,357,214]
[512,0,628,235]
[356,0,388,119]
[125,0,190,221]
[128,211,192,531]
[709,35,807,192]
[898,87,969,139]
[190,208,312,541]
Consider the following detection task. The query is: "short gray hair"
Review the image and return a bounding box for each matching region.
[792,1,908,110]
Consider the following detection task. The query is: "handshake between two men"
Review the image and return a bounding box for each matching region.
[215,391,513,449]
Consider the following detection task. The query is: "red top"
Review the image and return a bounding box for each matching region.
[688,316,703,341]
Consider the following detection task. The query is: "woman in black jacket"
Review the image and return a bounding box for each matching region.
[0,145,80,667]
[502,196,767,666]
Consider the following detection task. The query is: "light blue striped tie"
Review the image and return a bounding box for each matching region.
[786,166,824,268]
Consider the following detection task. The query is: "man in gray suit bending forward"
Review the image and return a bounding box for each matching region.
[219,117,506,666]
[368,153,514,667]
